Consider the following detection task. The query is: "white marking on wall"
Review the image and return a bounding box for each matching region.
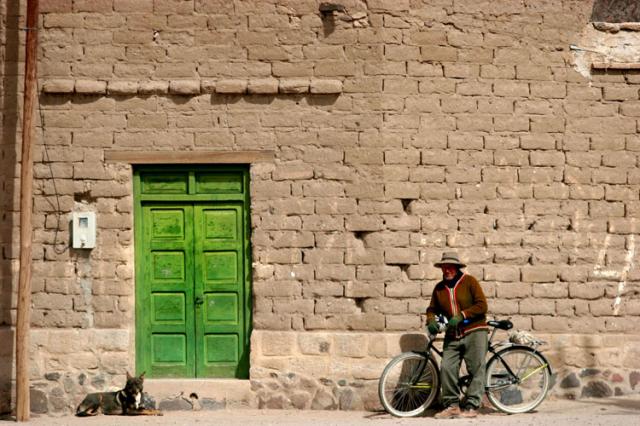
[591,233,636,315]
[613,235,635,316]
[592,233,612,278]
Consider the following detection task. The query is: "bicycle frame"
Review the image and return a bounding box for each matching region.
[419,325,555,392]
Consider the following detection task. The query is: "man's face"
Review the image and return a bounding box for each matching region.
[440,264,457,280]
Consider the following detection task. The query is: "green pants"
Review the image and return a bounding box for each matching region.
[441,330,488,409]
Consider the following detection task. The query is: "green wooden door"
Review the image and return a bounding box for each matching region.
[134,166,251,378]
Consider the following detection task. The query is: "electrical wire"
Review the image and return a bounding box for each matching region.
[37,81,68,255]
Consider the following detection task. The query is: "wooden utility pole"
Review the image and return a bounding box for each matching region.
[16,0,39,421]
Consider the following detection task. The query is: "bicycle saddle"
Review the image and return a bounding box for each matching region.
[487,319,513,330]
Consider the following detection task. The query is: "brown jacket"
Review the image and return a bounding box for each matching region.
[426,273,488,338]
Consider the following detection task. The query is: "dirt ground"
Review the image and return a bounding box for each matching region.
[12,395,640,426]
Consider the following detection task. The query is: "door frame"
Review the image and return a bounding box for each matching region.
[133,164,252,378]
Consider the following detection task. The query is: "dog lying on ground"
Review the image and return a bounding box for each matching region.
[76,372,162,416]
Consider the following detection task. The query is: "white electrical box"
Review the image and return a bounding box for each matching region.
[72,212,96,249]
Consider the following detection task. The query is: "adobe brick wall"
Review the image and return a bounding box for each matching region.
[1,0,640,414]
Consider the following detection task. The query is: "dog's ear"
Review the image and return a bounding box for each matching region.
[126,371,133,380]
[139,371,146,381]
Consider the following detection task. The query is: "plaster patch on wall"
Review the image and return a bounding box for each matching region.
[612,235,635,316]
[570,23,640,78]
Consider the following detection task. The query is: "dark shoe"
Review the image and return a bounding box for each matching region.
[459,408,478,418]
[434,405,461,419]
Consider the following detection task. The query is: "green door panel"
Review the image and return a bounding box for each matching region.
[139,204,195,378]
[135,166,251,379]
[140,172,189,194]
[195,204,246,377]
[195,172,244,194]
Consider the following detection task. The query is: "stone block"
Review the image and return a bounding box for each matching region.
[310,79,343,94]
[261,331,296,356]
[298,333,331,355]
[216,79,248,94]
[169,80,201,95]
[279,79,310,94]
[200,80,217,94]
[42,79,75,93]
[385,315,422,331]
[75,79,107,94]
[247,78,279,94]
[333,334,369,358]
[107,80,138,95]
[138,80,169,94]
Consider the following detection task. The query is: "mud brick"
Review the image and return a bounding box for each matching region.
[407,62,443,77]
[385,315,421,331]
[570,185,605,200]
[344,281,384,298]
[520,298,556,315]
[420,46,458,62]
[385,45,420,61]
[490,299,520,315]
[444,64,479,79]
[516,65,552,80]
[356,265,402,282]
[496,282,533,299]
[494,81,529,97]
[273,299,315,315]
[302,281,343,297]
[314,297,359,314]
[604,86,639,101]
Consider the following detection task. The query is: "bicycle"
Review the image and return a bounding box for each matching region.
[378,318,556,417]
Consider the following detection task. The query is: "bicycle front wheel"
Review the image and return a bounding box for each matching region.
[485,346,550,414]
[378,352,439,417]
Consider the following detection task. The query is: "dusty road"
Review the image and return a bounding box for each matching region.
[17,395,640,426]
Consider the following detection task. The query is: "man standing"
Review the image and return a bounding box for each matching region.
[426,252,488,419]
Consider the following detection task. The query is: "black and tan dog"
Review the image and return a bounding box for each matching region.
[76,372,162,416]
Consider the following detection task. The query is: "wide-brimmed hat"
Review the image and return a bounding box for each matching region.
[434,251,466,268]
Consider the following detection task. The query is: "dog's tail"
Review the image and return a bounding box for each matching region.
[75,396,100,417]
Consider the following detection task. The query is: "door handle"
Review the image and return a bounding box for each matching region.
[195,296,204,306]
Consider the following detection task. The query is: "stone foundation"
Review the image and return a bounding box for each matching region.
[1,328,639,415]
[248,330,640,410]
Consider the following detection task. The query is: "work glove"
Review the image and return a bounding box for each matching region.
[447,314,463,330]
[427,321,439,335]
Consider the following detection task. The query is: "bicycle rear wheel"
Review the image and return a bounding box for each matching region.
[378,352,439,417]
[485,346,550,414]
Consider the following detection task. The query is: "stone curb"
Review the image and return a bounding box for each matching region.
[40,78,345,96]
